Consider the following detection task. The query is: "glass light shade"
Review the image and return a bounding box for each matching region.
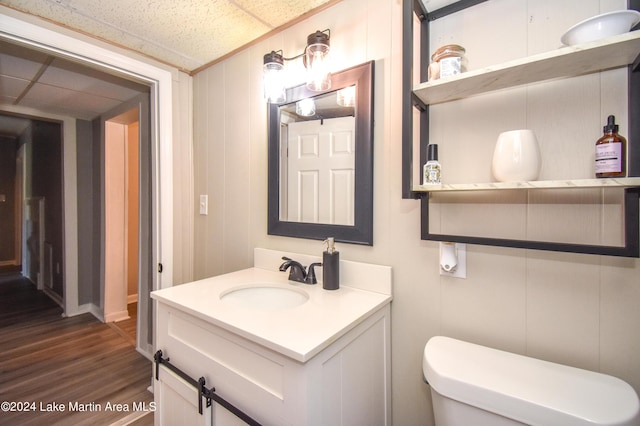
[296,98,316,117]
[305,31,331,91]
[336,85,356,107]
[263,52,286,103]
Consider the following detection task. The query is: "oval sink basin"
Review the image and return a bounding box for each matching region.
[220,284,309,310]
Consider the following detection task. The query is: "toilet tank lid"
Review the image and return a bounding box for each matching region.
[423,336,640,426]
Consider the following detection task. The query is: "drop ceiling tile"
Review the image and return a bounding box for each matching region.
[0,95,17,105]
[0,74,30,98]
[1,39,149,122]
[2,0,334,71]
[40,58,149,101]
[170,2,272,62]
[0,40,49,80]
[4,0,267,70]
[94,0,274,68]
[15,103,98,121]
[20,82,121,119]
[235,0,330,27]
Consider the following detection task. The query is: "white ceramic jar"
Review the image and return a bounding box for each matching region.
[491,129,541,182]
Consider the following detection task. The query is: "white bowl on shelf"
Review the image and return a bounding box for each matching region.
[561,10,640,46]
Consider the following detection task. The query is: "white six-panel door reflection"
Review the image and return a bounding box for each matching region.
[286,116,355,225]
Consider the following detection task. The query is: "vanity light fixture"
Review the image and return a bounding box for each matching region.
[296,98,316,117]
[263,29,331,103]
[263,51,286,104]
[336,85,356,107]
[305,30,331,91]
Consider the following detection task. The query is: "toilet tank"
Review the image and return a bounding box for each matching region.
[423,336,640,426]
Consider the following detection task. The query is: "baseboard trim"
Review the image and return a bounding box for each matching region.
[73,303,104,322]
[73,304,131,324]
[105,309,130,323]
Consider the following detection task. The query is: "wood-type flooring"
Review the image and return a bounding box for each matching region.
[0,273,154,426]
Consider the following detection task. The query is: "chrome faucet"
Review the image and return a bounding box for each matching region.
[279,257,321,284]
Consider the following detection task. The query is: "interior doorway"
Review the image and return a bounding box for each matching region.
[99,95,153,354]
[104,107,140,326]
[2,11,176,360]
[3,117,65,303]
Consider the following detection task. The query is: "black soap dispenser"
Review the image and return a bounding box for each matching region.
[322,237,340,290]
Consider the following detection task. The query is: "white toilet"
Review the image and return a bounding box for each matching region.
[423,336,640,426]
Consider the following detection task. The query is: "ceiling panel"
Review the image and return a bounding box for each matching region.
[0,39,49,79]
[0,75,30,99]
[0,0,337,136]
[40,58,149,101]
[2,0,336,71]
[236,0,334,32]
[0,39,150,133]
[20,83,123,121]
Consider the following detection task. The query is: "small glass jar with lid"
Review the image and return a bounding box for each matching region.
[428,44,467,81]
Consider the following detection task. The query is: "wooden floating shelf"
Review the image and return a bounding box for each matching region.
[413,31,640,105]
[413,177,640,192]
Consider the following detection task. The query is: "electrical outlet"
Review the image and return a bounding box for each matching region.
[439,242,466,279]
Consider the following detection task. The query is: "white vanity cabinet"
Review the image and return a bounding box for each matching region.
[155,301,390,425]
[152,249,393,426]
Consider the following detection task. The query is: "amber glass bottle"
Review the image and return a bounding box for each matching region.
[595,115,626,178]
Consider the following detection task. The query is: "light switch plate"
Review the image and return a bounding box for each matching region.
[199,195,208,215]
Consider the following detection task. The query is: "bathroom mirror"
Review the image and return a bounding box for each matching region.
[268,61,374,245]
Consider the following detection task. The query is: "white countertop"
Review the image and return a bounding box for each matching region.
[151,255,392,362]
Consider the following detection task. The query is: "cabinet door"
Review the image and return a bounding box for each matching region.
[319,313,389,425]
[212,402,250,426]
[155,364,212,426]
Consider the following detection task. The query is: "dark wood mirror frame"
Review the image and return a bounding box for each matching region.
[268,60,374,245]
